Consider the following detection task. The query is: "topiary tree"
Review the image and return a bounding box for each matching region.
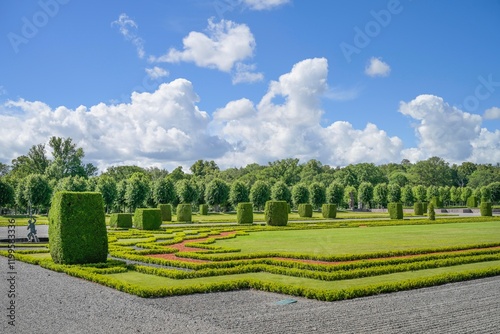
[326,182,344,206]
[96,175,117,213]
[291,183,309,208]
[125,173,150,211]
[264,200,288,226]
[0,179,14,210]
[309,182,326,209]
[426,186,439,204]
[237,202,253,224]
[152,178,176,205]
[176,203,192,222]
[388,202,403,219]
[49,192,108,264]
[438,186,450,207]
[412,185,427,203]
[387,183,401,203]
[321,204,337,219]
[175,179,198,204]
[343,185,357,209]
[480,186,492,203]
[24,173,52,214]
[428,202,435,220]
[414,202,424,215]
[109,213,133,228]
[158,203,172,221]
[229,181,249,207]
[373,183,388,208]
[480,202,492,216]
[401,185,414,206]
[357,182,373,209]
[134,208,162,230]
[461,187,473,206]
[204,178,229,212]
[199,203,208,215]
[250,180,271,211]
[271,181,292,204]
[298,203,313,218]
[466,195,478,208]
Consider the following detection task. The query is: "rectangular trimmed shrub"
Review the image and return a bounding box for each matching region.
[134,208,162,230]
[467,196,478,208]
[423,202,428,214]
[176,204,192,223]
[199,204,208,215]
[109,213,133,228]
[49,192,108,264]
[298,203,313,218]
[264,200,288,226]
[480,202,492,216]
[237,202,253,224]
[414,202,424,215]
[158,204,172,221]
[321,204,337,218]
[388,202,403,219]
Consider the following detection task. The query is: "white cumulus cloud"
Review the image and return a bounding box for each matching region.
[484,106,500,120]
[365,57,391,77]
[243,0,290,10]
[232,63,264,84]
[0,79,230,171]
[145,66,169,79]
[152,19,256,73]
[213,57,403,167]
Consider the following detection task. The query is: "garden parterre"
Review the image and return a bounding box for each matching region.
[1,216,500,301]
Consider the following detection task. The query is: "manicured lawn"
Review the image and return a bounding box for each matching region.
[214,221,500,255]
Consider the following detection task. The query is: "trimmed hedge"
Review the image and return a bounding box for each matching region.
[467,196,478,208]
[265,201,288,226]
[414,202,424,215]
[428,202,436,220]
[109,213,133,228]
[177,204,192,223]
[134,208,162,230]
[158,204,172,221]
[298,203,313,218]
[199,204,208,215]
[388,202,403,219]
[321,204,337,219]
[237,202,253,224]
[480,202,492,216]
[49,192,108,264]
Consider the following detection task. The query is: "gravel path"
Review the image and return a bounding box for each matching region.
[2,260,500,334]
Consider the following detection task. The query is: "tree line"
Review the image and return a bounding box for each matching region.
[0,137,499,214]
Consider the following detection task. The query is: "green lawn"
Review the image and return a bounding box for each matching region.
[213,221,500,255]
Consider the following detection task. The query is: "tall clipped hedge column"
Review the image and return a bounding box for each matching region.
[49,192,108,264]
[158,204,172,221]
[134,208,162,230]
[177,204,192,223]
[322,204,337,219]
[480,202,492,216]
[109,213,133,228]
[388,202,403,219]
[414,202,424,215]
[264,200,288,226]
[298,203,313,218]
[237,202,253,224]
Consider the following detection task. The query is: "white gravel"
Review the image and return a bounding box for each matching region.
[2,260,500,334]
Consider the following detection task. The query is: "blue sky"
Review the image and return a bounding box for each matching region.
[1,0,500,172]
